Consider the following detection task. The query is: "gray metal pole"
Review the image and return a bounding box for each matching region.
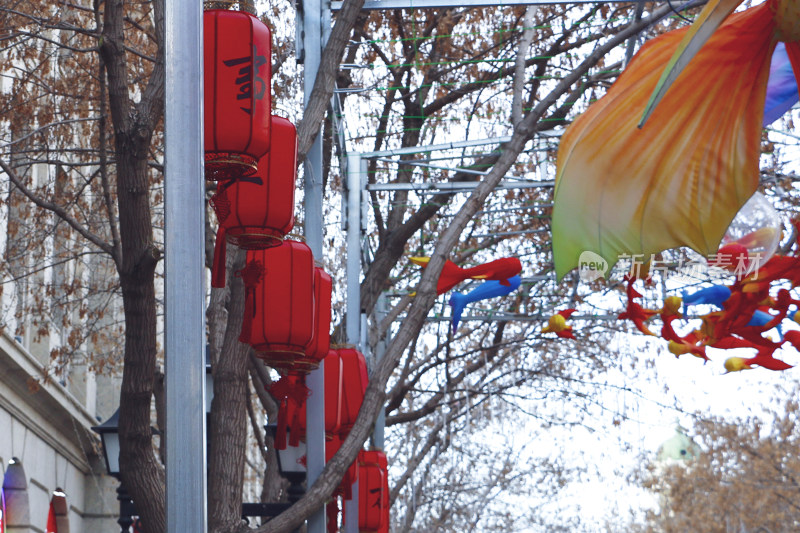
[332,0,634,9]
[303,0,326,531]
[342,152,362,533]
[164,0,207,530]
[371,293,388,449]
[343,480,359,533]
[345,154,362,346]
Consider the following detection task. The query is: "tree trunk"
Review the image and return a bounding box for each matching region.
[208,247,253,533]
[100,0,167,530]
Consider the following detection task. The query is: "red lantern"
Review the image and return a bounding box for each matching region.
[338,347,368,437]
[204,9,271,180]
[323,350,344,438]
[210,115,297,288]
[294,267,332,371]
[284,349,342,443]
[240,240,314,368]
[358,450,389,533]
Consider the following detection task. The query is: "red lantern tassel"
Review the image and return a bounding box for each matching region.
[288,374,308,447]
[211,226,227,289]
[288,405,302,447]
[236,260,264,343]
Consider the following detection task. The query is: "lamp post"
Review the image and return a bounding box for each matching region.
[240,424,306,530]
[267,423,306,504]
[91,409,136,533]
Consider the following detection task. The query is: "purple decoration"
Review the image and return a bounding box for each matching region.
[763,43,799,126]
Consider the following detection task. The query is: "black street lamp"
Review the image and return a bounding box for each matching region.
[240,424,307,528]
[92,408,137,533]
[267,423,306,504]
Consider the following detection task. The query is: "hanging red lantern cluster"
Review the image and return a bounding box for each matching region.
[358,450,389,533]
[204,9,272,180]
[267,348,389,531]
[204,7,390,532]
[210,115,297,288]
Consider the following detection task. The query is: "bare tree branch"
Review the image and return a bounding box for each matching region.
[296,0,366,162]
[0,157,114,256]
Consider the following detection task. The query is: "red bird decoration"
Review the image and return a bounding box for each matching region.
[618,277,659,336]
[410,256,522,295]
[610,252,800,372]
[542,309,577,339]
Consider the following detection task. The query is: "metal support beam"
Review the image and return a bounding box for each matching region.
[341,153,365,533]
[302,0,326,532]
[374,157,490,176]
[411,313,636,322]
[341,154,363,533]
[371,293,388,450]
[346,153,363,346]
[366,180,554,192]
[332,0,618,9]
[360,136,511,158]
[164,0,207,530]
[356,131,560,159]
[343,481,359,533]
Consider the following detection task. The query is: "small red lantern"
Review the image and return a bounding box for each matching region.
[204,9,272,180]
[358,450,389,533]
[323,350,344,438]
[210,115,297,288]
[240,240,314,368]
[284,349,342,443]
[338,347,368,437]
[293,267,332,371]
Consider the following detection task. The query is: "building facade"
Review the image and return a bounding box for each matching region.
[0,332,118,533]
